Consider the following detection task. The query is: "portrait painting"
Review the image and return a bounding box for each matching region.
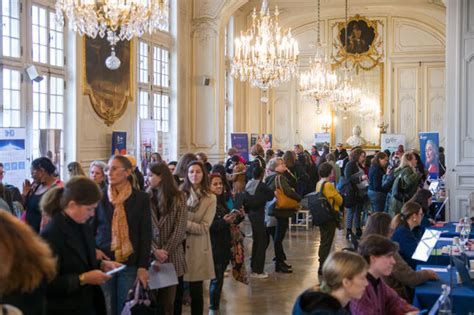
[332,15,383,72]
[339,19,375,55]
[83,37,133,126]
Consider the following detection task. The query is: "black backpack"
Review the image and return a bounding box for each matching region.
[307,182,338,226]
[339,177,361,208]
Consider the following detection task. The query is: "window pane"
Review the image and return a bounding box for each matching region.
[153,46,161,86]
[50,76,64,129]
[138,41,148,83]
[49,11,64,67]
[2,68,21,127]
[1,0,21,58]
[161,49,169,88]
[32,5,48,64]
[32,75,48,156]
[138,90,149,119]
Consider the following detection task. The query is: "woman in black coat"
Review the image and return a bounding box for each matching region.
[208,173,241,312]
[343,148,368,239]
[40,177,122,315]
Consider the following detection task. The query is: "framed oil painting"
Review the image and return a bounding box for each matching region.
[83,37,133,126]
[332,15,383,73]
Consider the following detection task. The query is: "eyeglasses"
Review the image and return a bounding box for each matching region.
[106,167,126,173]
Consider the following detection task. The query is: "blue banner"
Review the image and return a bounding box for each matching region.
[419,132,439,179]
[231,133,249,162]
[112,131,127,156]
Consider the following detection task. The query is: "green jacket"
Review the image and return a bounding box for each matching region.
[389,166,421,215]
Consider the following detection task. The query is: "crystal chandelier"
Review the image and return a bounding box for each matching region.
[298,0,337,114]
[331,0,360,117]
[231,0,299,92]
[56,0,169,69]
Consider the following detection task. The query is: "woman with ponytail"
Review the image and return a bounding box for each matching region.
[92,155,152,315]
[292,251,368,314]
[40,177,122,315]
[391,201,425,269]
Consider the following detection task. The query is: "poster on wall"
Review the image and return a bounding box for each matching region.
[381,134,406,153]
[140,120,156,171]
[419,132,440,179]
[230,133,249,162]
[40,129,62,176]
[314,133,331,151]
[0,128,26,189]
[112,131,127,155]
[250,134,272,151]
[157,131,172,162]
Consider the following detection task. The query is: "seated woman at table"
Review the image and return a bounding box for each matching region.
[350,235,419,315]
[292,251,368,314]
[391,202,425,269]
[363,212,438,301]
[409,189,435,239]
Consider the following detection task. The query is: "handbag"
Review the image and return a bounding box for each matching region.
[121,282,158,315]
[340,177,361,208]
[275,175,299,210]
[307,182,339,226]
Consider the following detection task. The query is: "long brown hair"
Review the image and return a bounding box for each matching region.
[174,153,197,179]
[181,161,210,195]
[0,212,56,294]
[371,152,388,167]
[283,151,296,168]
[147,162,183,217]
[362,212,392,238]
[350,148,366,162]
[391,201,422,229]
[41,177,102,218]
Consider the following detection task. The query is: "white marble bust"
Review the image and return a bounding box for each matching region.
[346,125,367,147]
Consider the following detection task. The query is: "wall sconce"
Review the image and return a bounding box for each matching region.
[378,120,389,133]
[322,123,331,133]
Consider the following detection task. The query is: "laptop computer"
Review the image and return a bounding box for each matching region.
[452,256,474,289]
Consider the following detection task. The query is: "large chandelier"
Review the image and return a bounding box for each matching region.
[231,0,299,92]
[56,0,169,69]
[331,0,360,117]
[298,0,337,114]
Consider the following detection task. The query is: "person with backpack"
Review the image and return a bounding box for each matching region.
[388,152,421,216]
[313,163,343,276]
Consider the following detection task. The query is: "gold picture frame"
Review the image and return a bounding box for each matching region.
[83,37,134,126]
[332,15,383,73]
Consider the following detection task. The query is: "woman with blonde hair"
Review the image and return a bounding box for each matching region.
[292,251,368,314]
[388,152,421,215]
[89,160,108,190]
[67,162,86,178]
[0,211,56,315]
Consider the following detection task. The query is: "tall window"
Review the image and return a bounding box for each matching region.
[1,0,21,58]
[138,40,170,133]
[1,68,22,127]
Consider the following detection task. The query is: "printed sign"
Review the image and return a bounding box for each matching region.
[419,132,440,179]
[381,134,406,153]
[0,128,26,189]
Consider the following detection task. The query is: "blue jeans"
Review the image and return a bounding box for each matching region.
[101,265,137,315]
[345,203,363,231]
[209,262,228,310]
[368,190,387,213]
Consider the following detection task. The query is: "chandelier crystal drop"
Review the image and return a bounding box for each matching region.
[231,0,299,91]
[331,75,361,116]
[298,0,338,114]
[55,0,169,69]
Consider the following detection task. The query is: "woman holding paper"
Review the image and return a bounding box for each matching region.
[147,162,187,315]
[40,177,122,315]
[391,202,426,269]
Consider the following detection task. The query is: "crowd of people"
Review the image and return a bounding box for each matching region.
[0,141,448,315]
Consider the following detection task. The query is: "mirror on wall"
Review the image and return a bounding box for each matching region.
[331,63,384,148]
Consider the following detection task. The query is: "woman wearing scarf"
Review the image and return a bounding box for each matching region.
[147,162,187,315]
[181,161,216,315]
[92,155,152,315]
